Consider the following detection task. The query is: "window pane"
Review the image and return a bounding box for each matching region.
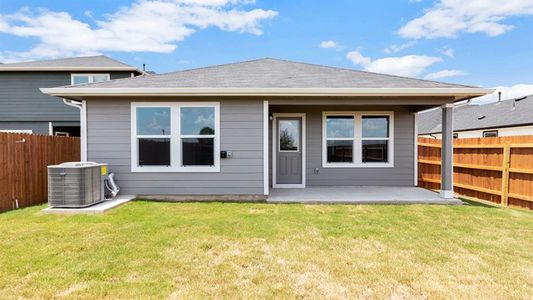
[362,116,389,138]
[92,74,109,82]
[72,75,89,85]
[326,116,354,138]
[136,107,171,135]
[279,120,299,151]
[483,131,498,137]
[327,140,353,163]
[138,138,170,166]
[362,140,388,163]
[182,138,214,166]
[181,107,215,135]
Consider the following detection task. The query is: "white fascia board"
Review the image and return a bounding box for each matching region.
[0,66,140,72]
[40,87,494,98]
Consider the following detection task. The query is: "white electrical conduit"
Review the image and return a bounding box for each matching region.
[105,172,120,200]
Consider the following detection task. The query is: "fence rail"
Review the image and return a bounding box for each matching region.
[418,136,533,210]
[0,132,80,213]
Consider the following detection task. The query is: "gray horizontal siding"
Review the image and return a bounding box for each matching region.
[87,98,264,195]
[0,71,132,122]
[270,105,415,187]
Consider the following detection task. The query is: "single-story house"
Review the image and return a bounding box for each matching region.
[0,55,141,136]
[419,95,533,139]
[41,58,491,200]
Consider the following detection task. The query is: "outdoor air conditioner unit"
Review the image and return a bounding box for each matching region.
[47,162,107,208]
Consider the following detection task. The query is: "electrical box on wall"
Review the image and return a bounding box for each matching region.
[220,151,233,158]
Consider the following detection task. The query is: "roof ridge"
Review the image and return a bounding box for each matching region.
[141,57,477,89]
[156,57,273,76]
[482,94,532,106]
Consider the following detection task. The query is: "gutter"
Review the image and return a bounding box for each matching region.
[0,66,141,72]
[62,99,87,162]
[41,87,494,100]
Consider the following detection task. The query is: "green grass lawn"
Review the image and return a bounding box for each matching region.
[0,201,532,299]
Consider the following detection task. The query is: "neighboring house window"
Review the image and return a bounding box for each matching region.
[131,102,220,172]
[453,133,458,139]
[71,74,110,85]
[483,130,498,137]
[0,130,32,134]
[322,112,394,168]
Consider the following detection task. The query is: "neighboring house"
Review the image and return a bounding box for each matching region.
[0,56,141,136]
[41,58,491,199]
[419,95,533,139]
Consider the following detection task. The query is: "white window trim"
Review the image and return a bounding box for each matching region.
[322,111,394,168]
[130,102,220,173]
[71,73,110,85]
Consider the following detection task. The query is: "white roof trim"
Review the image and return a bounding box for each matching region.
[0,66,140,72]
[41,87,493,98]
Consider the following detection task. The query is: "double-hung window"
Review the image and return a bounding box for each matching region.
[325,115,355,164]
[131,102,220,172]
[180,106,216,167]
[322,112,393,167]
[71,74,110,85]
[361,115,390,163]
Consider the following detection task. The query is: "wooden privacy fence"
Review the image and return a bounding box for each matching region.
[418,136,533,210]
[0,132,80,213]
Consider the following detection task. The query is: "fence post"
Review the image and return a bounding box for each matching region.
[501,141,511,206]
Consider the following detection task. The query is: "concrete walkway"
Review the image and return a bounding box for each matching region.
[268,186,462,205]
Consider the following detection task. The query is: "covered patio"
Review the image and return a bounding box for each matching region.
[268,186,463,204]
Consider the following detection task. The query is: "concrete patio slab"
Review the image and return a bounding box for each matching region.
[267,186,463,205]
[42,195,136,215]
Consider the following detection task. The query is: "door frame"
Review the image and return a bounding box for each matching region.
[272,113,306,188]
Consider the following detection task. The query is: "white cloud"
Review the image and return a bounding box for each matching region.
[424,69,467,80]
[346,50,442,77]
[0,0,278,62]
[398,0,533,39]
[346,51,371,66]
[320,40,338,49]
[472,84,533,104]
[384,40,416,54]
[440,47,454,58]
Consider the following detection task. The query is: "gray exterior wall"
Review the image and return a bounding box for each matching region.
[0,71,133,129]
[86,98,265,195]
[270,105,415,187]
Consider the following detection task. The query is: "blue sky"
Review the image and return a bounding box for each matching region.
[1,0,532,100]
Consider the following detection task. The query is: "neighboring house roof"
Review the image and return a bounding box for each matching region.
[0,55,140,72]
[41,58,492,98]
[418,95,533,134]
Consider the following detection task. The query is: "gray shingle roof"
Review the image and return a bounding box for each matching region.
[0,55,139,71]
[60,58,475,89]
[418,95,533,134]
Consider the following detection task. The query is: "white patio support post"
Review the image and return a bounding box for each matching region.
[263,100,269,196]
[440,104,454,198]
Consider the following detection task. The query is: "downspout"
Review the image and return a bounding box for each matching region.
[63,98,87,161]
